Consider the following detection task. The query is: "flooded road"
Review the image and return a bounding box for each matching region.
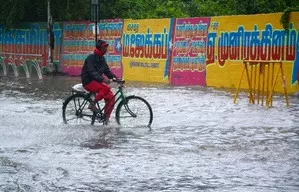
[0,75,299,192]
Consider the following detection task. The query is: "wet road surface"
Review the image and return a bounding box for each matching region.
[0,75,299,192]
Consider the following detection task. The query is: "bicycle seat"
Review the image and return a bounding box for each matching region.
[72,83,89,93]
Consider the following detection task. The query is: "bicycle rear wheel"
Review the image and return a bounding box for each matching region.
[115,95,153,128]
[62,93,96,125]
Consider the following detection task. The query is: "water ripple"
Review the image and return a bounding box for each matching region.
[0,76,298,191]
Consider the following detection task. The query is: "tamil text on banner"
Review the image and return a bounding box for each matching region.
[122,19,174,83]
[0,22,62,76]
[61,21,94,75]
[98,19,124,78]
[170,17,210,86]
[61,20,124,77]
[206,12,299,93]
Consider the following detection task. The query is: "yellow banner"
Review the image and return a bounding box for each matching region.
[206,12,299,93]
[122,19,173,83]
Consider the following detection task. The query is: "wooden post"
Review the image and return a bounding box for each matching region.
[234,63,246,104]
[266,63,270,107]
[250,65,254,103]
[245,63,254,104]
[270,62,275,107]
[234,60,288,107]
[267,63,281,106]
[257,64,261,104]
[261,63,265,106]
[280,62,289,106]
[253,64,257,102]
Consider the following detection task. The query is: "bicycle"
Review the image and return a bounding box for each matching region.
[62,79,153,128]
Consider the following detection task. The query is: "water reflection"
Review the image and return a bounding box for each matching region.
[0,75,298,191]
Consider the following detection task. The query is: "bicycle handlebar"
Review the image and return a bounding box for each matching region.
[113,78,125,85]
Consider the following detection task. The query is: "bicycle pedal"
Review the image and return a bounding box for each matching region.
[103,119,110,126]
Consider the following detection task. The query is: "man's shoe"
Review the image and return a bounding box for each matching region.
[88,103,101,113]
[103,118,110,126]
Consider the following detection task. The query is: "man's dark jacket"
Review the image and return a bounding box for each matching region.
[81,53,116,87]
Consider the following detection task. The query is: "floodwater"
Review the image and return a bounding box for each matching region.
[0,75,299,192]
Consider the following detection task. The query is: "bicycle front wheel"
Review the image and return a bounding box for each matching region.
[62,93,96,125]
[115,96,153,128]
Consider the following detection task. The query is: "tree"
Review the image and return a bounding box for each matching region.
[0,0,298,29]
[0,0,29,29]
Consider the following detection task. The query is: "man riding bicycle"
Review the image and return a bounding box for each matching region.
[80,39,118,124]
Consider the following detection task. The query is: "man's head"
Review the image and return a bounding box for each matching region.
[96,40,109,54]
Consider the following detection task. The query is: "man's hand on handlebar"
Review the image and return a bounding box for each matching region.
[105,77,125,85]
[104,78,113,84]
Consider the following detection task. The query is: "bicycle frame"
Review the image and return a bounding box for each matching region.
[94,86,125,117]
[63,80,152,126]
[93,83,137,121]
[68,81,137,123]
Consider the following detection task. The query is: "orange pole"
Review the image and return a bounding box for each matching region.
[270,63,275,106]
[245,63,254,104]
[250,64,254,103]
[236,60,288,108]
[268,63,281,105]
[234,63,246,104]
[253,64,257,103]
[257,64,261,104]
[280,62,289,106]
[266,63,270,107]
[262,64,265,105]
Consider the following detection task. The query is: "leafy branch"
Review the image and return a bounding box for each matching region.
[280,6,299,31]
